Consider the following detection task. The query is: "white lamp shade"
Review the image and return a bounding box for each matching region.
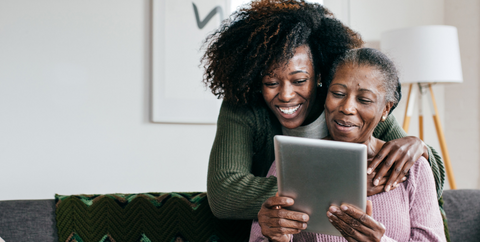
[381,25,463,83]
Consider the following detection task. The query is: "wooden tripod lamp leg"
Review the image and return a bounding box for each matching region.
[403,84,415,132]
[418,85,424,141]
[427,84,457,189]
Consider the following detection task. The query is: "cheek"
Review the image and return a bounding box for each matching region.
[360,108,381,127]
[324,96,337,113]
[297,80,316,99]
[306,81,317,98]
[262,88,273,103]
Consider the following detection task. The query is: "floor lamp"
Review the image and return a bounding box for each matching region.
[381,25,463,189]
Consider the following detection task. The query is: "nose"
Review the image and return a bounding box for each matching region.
[278,82,295,102]
[340,96,356,115]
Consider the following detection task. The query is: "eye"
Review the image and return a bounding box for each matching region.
[263,82,278,87]
[330,91,345,98]
[358,98,373,104]
[293,79,307,85]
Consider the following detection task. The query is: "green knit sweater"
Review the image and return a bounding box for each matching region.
[207,101,445,219]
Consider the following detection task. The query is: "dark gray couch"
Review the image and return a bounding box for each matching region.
[0,190,479,242]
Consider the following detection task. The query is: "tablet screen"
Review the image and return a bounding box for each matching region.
[274,135,367,237]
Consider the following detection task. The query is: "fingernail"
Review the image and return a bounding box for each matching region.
[393,182,397,187]
[329,206,337,212]
[341,205,348,211]
[326,211,332,217]
[329,219,333,223]
[302,214,308,221]
[402,177,407,181]
[303,223,307,229]
[385,185,391,192]
[373,179,379,186]
[286,198,294,203]
[367,168,372,174]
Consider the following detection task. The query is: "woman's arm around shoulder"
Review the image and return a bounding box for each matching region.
[208,101,277,219]
[373,115,445,198]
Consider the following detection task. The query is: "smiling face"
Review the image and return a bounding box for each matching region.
[325,64,393,144]
[262,45,322,129]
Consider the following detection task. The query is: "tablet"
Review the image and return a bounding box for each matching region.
[274,135,367,237]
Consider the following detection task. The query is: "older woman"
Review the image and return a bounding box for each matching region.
[250,48,446,242]
[202,0,444,222]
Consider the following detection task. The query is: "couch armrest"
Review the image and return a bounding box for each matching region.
[0,199,57,242]
[443,189,480,242]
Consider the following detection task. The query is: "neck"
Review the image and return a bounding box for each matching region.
[322,135,385,160]
[364,136,385,159]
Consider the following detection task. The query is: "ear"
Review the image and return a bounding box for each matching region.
[383,102,394,117]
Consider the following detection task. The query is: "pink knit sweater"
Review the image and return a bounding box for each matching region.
[249,157,446,242]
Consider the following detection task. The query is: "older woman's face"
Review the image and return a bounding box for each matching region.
[325,64,392,144]
[262,45,319,129]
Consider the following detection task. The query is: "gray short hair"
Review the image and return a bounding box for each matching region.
[326,48,401,113]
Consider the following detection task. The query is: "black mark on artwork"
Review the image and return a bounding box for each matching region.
[192,3,224,29]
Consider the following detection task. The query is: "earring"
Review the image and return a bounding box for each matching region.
[317,82,322,87]
[381,115,387,122]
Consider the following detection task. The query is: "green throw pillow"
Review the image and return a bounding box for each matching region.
[55,192,251,242]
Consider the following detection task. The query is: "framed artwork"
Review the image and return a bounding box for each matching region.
[152,0,229,124]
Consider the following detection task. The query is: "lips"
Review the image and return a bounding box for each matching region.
[278,104,301,115]
[335,120,357,127]
[333,119,358,132]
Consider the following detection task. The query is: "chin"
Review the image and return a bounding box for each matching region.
[277,113,307,129]
[280,121,302,129]
[330,134,358,143]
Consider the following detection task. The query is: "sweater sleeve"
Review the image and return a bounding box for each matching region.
[406,157,447,241]
[207,101,277,219]
[373,115,445,199]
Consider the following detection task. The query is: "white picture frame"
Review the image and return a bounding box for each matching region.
[151,0,228,124]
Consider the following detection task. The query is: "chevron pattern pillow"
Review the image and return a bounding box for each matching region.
[55,192,251,242]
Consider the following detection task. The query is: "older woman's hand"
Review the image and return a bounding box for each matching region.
[258,196,309,242]
[367,136,427,193]
[328,201,385,242]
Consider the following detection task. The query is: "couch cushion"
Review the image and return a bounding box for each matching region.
[443,189,480,242]
[55,192,251,242]
[0,199,58,242]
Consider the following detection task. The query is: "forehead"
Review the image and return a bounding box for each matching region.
[268,45,314,74]
[332,64,384,90]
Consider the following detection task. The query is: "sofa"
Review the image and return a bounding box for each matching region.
[0,189,479,242]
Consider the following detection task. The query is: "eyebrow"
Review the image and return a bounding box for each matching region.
[359,88,375,94]
[289,70,309,75]
[330,83,346,88]
[331,84,376,94]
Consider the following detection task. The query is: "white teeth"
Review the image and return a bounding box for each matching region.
[336,121,352,127]
[279,105,300,115]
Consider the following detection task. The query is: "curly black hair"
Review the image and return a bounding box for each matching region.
[201,0,363,105]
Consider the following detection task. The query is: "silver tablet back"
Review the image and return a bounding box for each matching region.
[274,135,367,237]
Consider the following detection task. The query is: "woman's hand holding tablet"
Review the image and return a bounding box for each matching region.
[257,195,309,242]
[327,201,386,242]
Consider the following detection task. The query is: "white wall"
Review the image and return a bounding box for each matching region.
[444,0,480,189]
[0,0,216,200]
